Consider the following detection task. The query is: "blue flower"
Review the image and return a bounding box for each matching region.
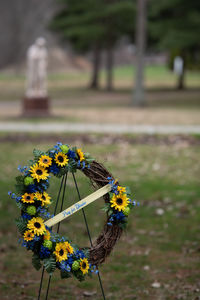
[16,196,21,202]
[59,261,71,272]
[37,207,53,219]
[107,177,119,194]
[33,235,41,242]
[67,149,76,159]
[81,161,86,170]
[49,164,60,175]
[26,184,38,193]
[75,250,85,259]
[21,213,32,220]
[108,212,125,224]
[22,239,36,250]
[18,165,29,175]
[115,211,125,221]
[11,193,16,199]
[40,180,49,191]
[54,142,62,152]
[66,255,74,265]
[37,186,43,193]
[49,149,56,158]
[91,265,99,274]
[107,222,113,226]
[39,245,51,259]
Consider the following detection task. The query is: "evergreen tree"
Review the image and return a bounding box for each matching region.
[51,0,135,90]
[149,0,200,89]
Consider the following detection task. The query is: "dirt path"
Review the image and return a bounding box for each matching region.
[0,121,200,134]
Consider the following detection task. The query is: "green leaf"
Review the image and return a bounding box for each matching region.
[15,201,23,210]
[101,203,110,212]
[82,247,89,258]
[107,209,113,216]
[85,158,94,163]
[15,183,25,194]
[43,257,56,275]
[33,149,45,160]
[75,270,85,282]
[15,217,27,234]
[60,270,71,279]
[32,254,42,271]
[16,175,24,184]
[125,186,131,196]
[68,159,77,172]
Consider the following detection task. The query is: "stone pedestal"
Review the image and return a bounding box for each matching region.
[23,97,50,117]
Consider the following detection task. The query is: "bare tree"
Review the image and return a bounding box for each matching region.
[133,0,147,106]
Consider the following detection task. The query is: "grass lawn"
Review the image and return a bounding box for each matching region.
[0,64,200,126]
[0,137,200,299]
[0,64,200,103]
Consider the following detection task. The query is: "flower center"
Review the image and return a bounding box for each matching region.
[43,159,48,163]
[58,156,64,163]
[36,169,43,175]
[34,222,41,229]
[59,249,64,256]
[116,198,123,205]
[42,195,46,200]
[82,262,86,269]
[26,196,31,200]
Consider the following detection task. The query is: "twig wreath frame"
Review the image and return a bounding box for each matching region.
[9,143,135,282]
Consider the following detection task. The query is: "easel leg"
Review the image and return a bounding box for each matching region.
[37,174,68,300]
[72,172,106,300]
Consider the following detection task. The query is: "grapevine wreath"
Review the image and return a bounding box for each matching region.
[9,143,136,281]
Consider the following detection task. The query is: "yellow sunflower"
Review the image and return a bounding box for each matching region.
[35,191,51,206]
[38,155,52,168]
[54,152,69,167]
[27,217,46,236]
[53,242,68,262]
[117,186,126,193]
[77,148,85,162]
[21,193,35,204]
[44,230,51,240]
[24,230,34,241]
[80,258,89,275]
[110,193,129,211]
[29,163,49,182]
[64,241,74,254]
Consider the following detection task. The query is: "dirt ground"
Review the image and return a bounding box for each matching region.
[0,89,200,126]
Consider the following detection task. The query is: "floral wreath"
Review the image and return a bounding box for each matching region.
[9,143,136,281]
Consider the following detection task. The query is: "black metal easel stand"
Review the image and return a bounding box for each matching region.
[37,172,106,300]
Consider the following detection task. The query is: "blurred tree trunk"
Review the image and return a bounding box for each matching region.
[90,45,101,89]
[106,44,114,91]
[133,0,147,106]
[177,60,185,90]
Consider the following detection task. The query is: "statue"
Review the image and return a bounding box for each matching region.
[26,37,48,98]
[23,37,50,116]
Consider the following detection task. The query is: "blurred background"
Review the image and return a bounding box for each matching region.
[0,0,200,299]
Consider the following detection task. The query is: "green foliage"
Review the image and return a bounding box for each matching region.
[68,159,77,173]
[32,254,42,271]
[15,217,27,234]
[33,149,45,160]
[60,270,72,278]
[149,0,200,68]
[56,166,69,177]
[43,257,56,275]
[15,175,26,194]
[50,0,135,52]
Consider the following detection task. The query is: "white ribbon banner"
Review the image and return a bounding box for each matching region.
[44,184,112,228]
